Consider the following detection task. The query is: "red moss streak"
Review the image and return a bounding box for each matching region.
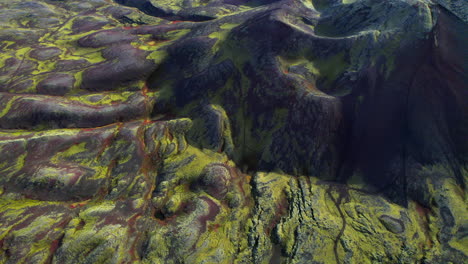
[0,208,37,241]
[8,213,38,231]
[217,138,224,153]
[415,202,433,248]
[156,214,178,226]
[209,223,221,232]
[415,203,430,218]
[69,201,89,209]
[140,157,154,200]
[136,122,158,200]
[141,82,151,120]
[99,158,118,199]
[266,194,288,236]
[44,216,73,262]
[131,121,160,263]
[198,197,221,234]
[47,233,65,263]
[164,127,174,141]
[122,23,142,30]
[1,209,67,256]
[229,166,248,196]
[80,123,116,132]
[96,123,124,159]
[127,213,143,261]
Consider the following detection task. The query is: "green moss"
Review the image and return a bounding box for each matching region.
[15,47,31,58]
[144,29,190,62]
[30,59,57,75]
[66,91,134,106]
[151,0,183,11]
[137,28,191,61]
[277,56,312,72]
[166,29,191,39]
[80,202,115,221]
[257,172,291,201]
[211,104,234,153]
[69,48,105,64]
[4,211,67,262]
[0,199,53,217]
[0,96,18,118]
[73,71,84,90]
[61,142,87,157]
[0,55,11,70]
[43,22,107,64]
[378,34,401,77]
[277,52,349,91]
[57,219,131,264]
[449,236,468,256]
[0,147,27,179]
[0,1,461,263]
[214,36,251,68]
[164,145,227,182]
[0,41,16,52]
[147,49,168,64]
[311,52,349,86]
[208,23,239,53]
[346,171,368,189]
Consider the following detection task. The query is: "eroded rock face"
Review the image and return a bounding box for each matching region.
[0,0,466,263]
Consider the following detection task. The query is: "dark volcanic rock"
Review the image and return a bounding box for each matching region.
[30,47,62,61]
[195,163,233,199]
[37,73,75,95]
[54,59,90,71]
[78,30,137,48]
[379,215,405,234]
[81,44,156,91]
[71,16,111,34]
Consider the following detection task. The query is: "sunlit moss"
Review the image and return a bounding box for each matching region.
[208,23,239,52]
[66,91,135,106]
[164,145,227,182]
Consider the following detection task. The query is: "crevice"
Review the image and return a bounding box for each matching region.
[325,184,349,264]
[5,48,31,90]
[47,232,65,264]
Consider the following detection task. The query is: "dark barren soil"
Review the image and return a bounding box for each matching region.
[0,0,467,263]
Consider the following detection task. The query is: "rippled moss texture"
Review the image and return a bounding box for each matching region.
[0,0,467,263]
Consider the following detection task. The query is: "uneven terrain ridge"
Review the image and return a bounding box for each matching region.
[0,0,467,263]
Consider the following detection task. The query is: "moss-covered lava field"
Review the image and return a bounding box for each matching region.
[0,0,467,263]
